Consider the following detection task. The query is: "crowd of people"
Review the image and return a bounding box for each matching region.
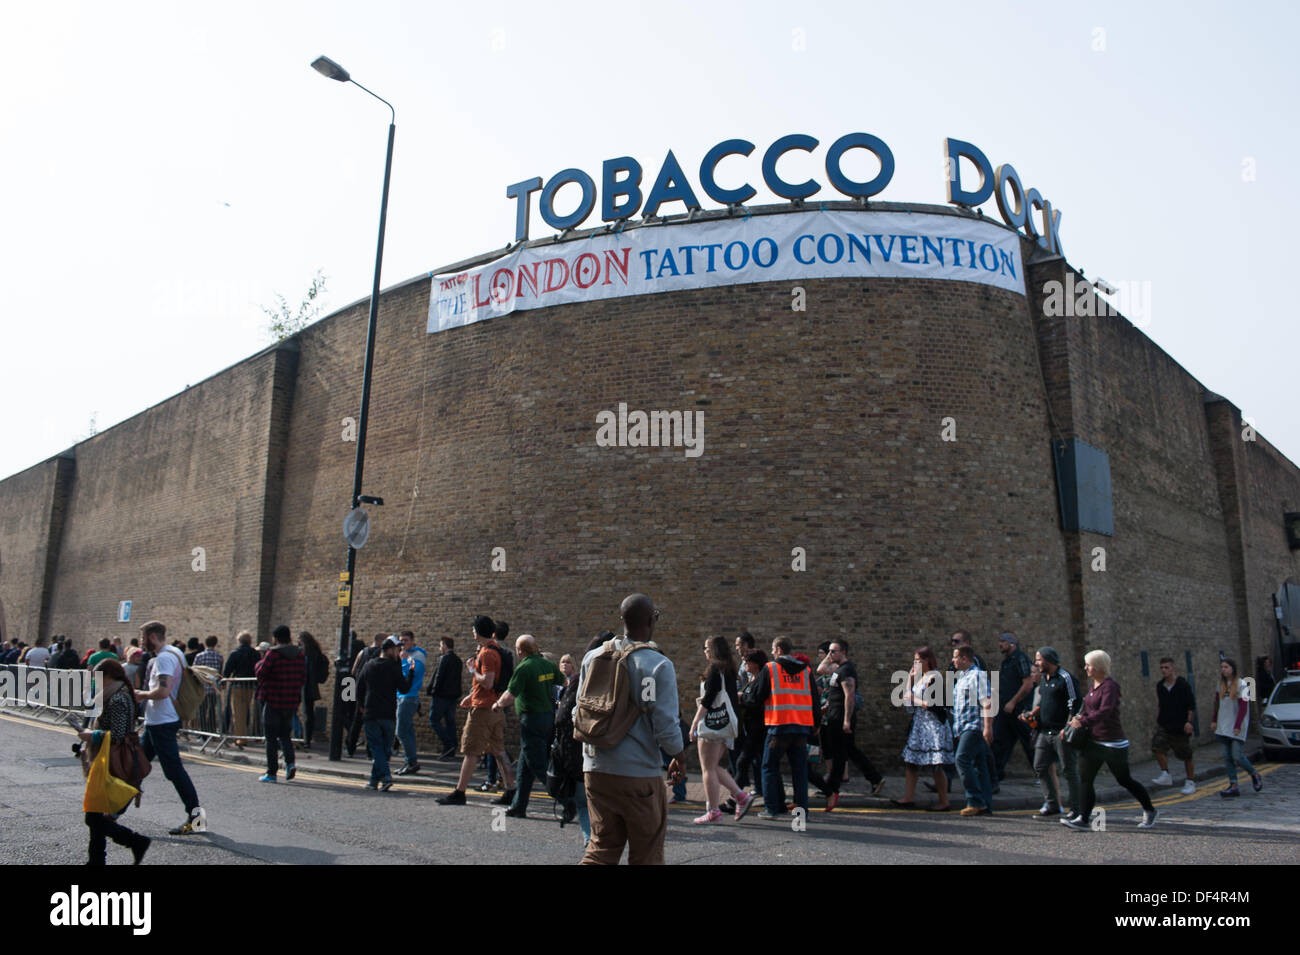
[3,597,1278,865]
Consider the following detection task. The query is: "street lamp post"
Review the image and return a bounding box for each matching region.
[311,55,396,762]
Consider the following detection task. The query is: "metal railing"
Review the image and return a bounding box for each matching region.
[180,677,309,755]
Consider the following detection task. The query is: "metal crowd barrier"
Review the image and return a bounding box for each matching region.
[180,676,307,755]
[1,665,308,754]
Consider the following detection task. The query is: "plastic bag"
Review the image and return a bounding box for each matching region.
[83,730,140,813]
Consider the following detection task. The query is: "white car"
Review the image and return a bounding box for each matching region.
[1259,672,1300,760]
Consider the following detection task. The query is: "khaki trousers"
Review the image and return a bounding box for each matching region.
[230,684,255,738]
[580,771,667,866]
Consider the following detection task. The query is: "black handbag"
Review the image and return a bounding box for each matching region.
[1062,722,1090,750]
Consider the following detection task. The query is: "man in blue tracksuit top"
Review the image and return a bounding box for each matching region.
[396,631,427,775]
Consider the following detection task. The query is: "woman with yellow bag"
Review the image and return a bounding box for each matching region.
[78,659,150,865]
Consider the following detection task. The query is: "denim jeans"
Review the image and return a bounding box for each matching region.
[1219,735,1256,786]
[263,705,296,777]
[955,729,993,810]
[141,720,199,814]
[511,710,554,813]
[396,696,419,767]
[365,719,396,785]
[574,779,591,843]
[762,729,809,814]
[429,696,458,750]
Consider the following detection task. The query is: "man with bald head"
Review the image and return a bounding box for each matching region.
[578,593,685,865]
[494,634,563,817]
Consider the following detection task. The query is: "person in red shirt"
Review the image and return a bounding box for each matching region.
[437,616,517,806]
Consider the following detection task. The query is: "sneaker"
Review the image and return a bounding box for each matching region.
[1138,808,1158,829]
[1250,772,1263,793]
[1060,816,1091,831]
[871,779,887,795]
[492,789,516,806]
[363,781,378,790]
[692,808,724,824]
[825,792,840,812]
[503,807,527,818]
[258,774,277,783]
[285,765,296,781]
[734,791,754,820]
[437,789,467,806]
[1219,785,1240,798]
[438,747,458,761]
[1151,770,1173,786]
[477,781,494,792]
[760,812,783,820]
[169,809,205,835]
[396,763,420,776]
[1035,802,1061,818]
[379,779,393,792]
[1180,779,1196,795]
[959,806,987,816]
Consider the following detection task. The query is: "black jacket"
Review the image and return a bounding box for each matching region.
[427,651,463,699]
[223,644,260,679]
[357,656,413,722]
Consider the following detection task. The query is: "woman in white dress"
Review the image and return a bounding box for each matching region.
[895,646,954,811]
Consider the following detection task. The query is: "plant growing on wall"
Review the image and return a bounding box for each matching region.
[263,270,328,342]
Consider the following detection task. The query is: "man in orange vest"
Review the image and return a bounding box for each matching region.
[750,636,819,819]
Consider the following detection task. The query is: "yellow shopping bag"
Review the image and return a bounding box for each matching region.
[83,730,140,813]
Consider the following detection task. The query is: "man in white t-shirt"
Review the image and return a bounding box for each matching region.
[134,620,206,834]
[24,643,51,668]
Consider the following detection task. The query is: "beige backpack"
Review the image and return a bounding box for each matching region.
[574,639,658,748]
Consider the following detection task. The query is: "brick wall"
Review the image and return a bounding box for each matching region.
[2,209,1298,766]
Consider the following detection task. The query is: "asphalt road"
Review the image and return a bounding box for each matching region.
[3,713,1297,865]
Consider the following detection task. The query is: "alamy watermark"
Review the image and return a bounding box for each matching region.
[1042,273,1151,328]
[595,403,704,458]
[0,666,99,717]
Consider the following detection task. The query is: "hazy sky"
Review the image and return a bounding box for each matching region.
[2,0,1296,479]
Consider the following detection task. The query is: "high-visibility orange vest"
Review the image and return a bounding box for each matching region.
[764,660,815,727]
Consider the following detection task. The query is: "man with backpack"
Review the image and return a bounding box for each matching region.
[575,593,685,866]
[134,620,206,835]
[437,616,516,806]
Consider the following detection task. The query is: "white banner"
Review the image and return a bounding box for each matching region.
[428,209,1024,333]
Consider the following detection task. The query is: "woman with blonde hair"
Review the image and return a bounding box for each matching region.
[1064,649,1157,830]
[1211,657,1262,797]
[688,636,753,823]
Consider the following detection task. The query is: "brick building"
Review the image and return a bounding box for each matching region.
[2,202,1297,766]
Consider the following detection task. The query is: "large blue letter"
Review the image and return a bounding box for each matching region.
[602,156,643,221]
[699,139,756,205]
[825,133,894,198]
[540,168,597,231]
[506,176,543,242]
[944,138,993,207]
[644,150,702,218]
[762,133,821,200]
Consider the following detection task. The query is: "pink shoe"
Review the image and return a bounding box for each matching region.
[734,791,754,820]
[693,808,723,824]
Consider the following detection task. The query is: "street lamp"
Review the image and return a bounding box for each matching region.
[312,55,396,762]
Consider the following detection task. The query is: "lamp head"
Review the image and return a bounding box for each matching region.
[311,56,350,82]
